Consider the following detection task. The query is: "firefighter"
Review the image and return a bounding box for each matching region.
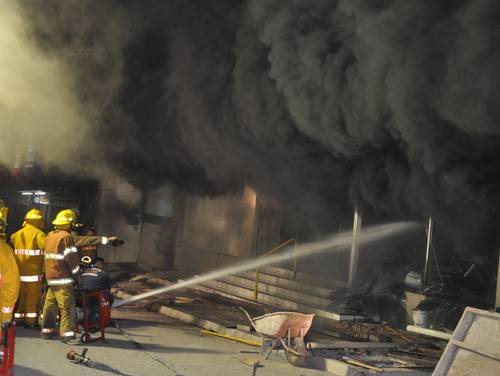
[11,208,46,327]
[80,257,113,305]
[41,209,81,344]
[0,206,20,338]
[79,257,113,322]
[69,209,122,260]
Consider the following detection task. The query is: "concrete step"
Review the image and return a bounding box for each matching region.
[237,270,335,299]
[145,269,336,302]
[221,274,333,309]
[133,272,361,322]
[260,265,347,290]
[191,278,362,322]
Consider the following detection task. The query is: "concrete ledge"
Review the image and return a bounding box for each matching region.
[152,303,262,343]
[308,356,356,376]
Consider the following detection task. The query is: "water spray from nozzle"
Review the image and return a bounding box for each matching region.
[114,221,421,308]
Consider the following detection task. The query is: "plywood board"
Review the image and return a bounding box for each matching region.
[433,307,500,376]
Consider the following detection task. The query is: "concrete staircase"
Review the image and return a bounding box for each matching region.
[184,265,362,322]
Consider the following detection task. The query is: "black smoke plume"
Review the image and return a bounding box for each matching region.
[16,0,500,251]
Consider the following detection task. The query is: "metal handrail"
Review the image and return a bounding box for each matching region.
[253,238,298,302]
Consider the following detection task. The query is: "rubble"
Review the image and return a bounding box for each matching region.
[113,267,451,375]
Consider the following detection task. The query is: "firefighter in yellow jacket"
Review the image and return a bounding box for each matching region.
[41,209,81,344]
[11,209,46,327]
[0,206,20,337]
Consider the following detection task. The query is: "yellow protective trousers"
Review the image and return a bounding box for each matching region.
[41,284,76,338]
[11,223,46,325]
[15,280,42,325]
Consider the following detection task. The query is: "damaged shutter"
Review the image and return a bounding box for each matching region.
[180,188,257,257]
[181,194,239,256]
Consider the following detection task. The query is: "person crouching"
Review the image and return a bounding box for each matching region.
[41,209,81,345]
[80,257,113,306]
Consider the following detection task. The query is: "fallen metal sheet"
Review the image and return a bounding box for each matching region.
[433,307,500,376]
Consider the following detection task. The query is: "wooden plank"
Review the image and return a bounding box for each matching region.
[342,357,383,372]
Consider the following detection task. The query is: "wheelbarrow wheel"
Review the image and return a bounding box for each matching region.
[80,333,91,344]
[285,337,308,366]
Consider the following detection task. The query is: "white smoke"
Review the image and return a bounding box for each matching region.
[0,1,93,172]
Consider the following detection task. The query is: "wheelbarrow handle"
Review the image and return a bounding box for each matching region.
[238,306,258,332]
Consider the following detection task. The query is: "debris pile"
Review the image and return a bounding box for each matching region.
[112,266,453,375]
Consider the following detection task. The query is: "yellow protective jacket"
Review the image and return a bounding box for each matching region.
[0,237,20,320]
[44,229,80,285]
[11,223,46,282]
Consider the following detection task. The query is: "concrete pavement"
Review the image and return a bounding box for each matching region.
[13,309,328,376]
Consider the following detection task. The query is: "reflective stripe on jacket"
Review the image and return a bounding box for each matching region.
[11,223,46,279]
[44,230,80,285]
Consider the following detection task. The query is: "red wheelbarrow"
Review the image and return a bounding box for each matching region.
[239,307,314,366]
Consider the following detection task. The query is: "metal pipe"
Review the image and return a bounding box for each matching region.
[253,269,260,302]
[406,325,451,340]
[423,217,433,289]
[307,342,396,350]
[292,258,298,279]
[348,207,362,288]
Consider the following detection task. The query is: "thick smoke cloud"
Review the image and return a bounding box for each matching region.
[12,0,500,249]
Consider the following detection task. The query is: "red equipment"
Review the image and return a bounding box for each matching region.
[0,322,15,376]
[77,290,111,344]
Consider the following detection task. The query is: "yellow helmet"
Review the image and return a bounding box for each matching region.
[52,209,77,226]
[81,256,93,266]
[25,208,44,221]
